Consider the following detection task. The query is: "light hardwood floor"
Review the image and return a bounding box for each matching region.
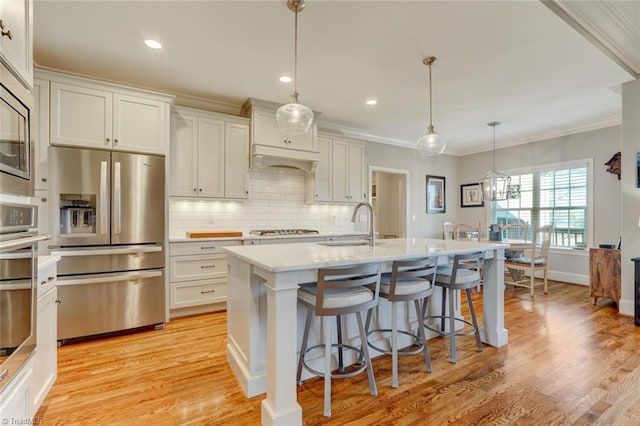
[36,281,640,425]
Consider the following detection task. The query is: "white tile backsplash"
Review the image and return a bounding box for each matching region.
[169,168,362,238]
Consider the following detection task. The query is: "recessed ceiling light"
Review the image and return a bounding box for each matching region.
[144,39,162,49]
[279,75,292,83]
[366,99,378,106]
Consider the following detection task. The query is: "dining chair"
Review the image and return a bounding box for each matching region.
[297,264,381,417]
[453,223,480,241]
[502,222,529,241]
[443,221,455,240]
[504,224,553,296]
[365,257,437,388]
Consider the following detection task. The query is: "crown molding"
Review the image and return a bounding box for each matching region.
[543,0,640,78]
[173,94,242,116]
[454,114,622,157]
[317,121,415,149]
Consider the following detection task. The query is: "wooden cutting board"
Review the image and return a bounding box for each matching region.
[186,231,243,238]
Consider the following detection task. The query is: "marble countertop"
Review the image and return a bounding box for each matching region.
[169,231,367,243]
[224,237,509,272]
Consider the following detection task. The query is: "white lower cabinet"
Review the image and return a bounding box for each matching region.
[0,360,33,424]
[169,240,241,317]
[31,260,58,414]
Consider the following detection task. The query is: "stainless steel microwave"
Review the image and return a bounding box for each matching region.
[0,62,33,197]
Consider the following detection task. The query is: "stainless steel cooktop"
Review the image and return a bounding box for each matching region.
[249,229,319,236]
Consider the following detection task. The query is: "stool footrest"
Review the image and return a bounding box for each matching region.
[423,315,479,337]
[366,328,423,355]
[301,343,368,379]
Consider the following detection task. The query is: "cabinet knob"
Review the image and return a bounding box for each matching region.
[106,138,111,143]
[114,139,118,144]
[193,188,197,192]
[245,190,249,194]
[199,188,203,192]
[40,197,47,202]
[0,20,12,40]
[55,299,62,304]
[41,178,47,182]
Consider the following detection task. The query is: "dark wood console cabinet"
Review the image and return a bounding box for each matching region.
[589,248,621,305]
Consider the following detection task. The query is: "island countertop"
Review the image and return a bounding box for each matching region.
[225,237,509,425]
[223,237,509,272]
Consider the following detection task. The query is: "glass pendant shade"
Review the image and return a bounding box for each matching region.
[417,125,446,156]
[276,94,313,136]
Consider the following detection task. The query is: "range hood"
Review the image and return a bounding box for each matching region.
[251,145,320,173]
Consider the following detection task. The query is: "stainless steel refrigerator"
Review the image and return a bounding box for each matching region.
[48,146,165,342]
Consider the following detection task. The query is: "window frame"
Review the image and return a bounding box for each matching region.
[486,158,594,250]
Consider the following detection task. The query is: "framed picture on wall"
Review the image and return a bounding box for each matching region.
[460,183,484,208]
[426,175,445,213]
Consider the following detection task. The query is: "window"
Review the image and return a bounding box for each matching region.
[491,160,592,249]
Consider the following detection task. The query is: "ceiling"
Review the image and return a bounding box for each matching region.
[33,1,637,156]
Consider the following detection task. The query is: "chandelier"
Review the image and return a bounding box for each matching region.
[479,121,511,201]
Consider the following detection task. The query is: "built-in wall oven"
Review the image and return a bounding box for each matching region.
[0,202,48,393]
[0,62,33,198]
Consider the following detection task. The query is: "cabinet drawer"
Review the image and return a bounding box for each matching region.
[170,254,227,282]
[170,240,241,256]
[170,278,227,309]
[38,262,58,298]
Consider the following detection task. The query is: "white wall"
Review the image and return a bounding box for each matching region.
[620,79,640,317]
[365,142,460,238]
[169,167,358,238]
[456,126,622,285]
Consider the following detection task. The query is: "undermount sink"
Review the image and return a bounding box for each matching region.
[318,240,376,247]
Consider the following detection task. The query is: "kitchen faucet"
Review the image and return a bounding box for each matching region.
[351,202,375,246]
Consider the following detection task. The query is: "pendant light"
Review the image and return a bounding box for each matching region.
[479,121,511,201]
[276,0,314,136]
[417,56,446,156]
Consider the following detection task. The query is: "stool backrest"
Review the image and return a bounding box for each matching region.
[389,257,438,301]
[316,264,381,316]
[449,251,484,284]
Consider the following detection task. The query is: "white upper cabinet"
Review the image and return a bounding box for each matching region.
[170,107,249,200]
[306,136,366,204]
[0,0,33,89]
[48,76,171,155]
[197,117,225,198]
[252,108,314,152]
[224,121,250,199]
[307,136,332,202]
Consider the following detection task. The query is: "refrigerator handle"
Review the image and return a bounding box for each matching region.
[114,161,121,234]
[100,161,108,234]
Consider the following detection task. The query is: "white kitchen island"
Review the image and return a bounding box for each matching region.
[224,238,509,426]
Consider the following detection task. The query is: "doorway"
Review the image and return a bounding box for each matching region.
[369,166,409,238]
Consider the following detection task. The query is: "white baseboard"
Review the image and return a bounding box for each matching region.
[546,270,589,285]
[619,298,634,317]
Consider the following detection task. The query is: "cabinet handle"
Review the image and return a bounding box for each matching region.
[201,289,216,294]
[41,178,47,182]
[40,276,55,285]
[0,20,12,40]
[106,138,111,143]
[55,299,62,304]
[41,197,47,202]
[200,246,217,250]
[200,265,216,269]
